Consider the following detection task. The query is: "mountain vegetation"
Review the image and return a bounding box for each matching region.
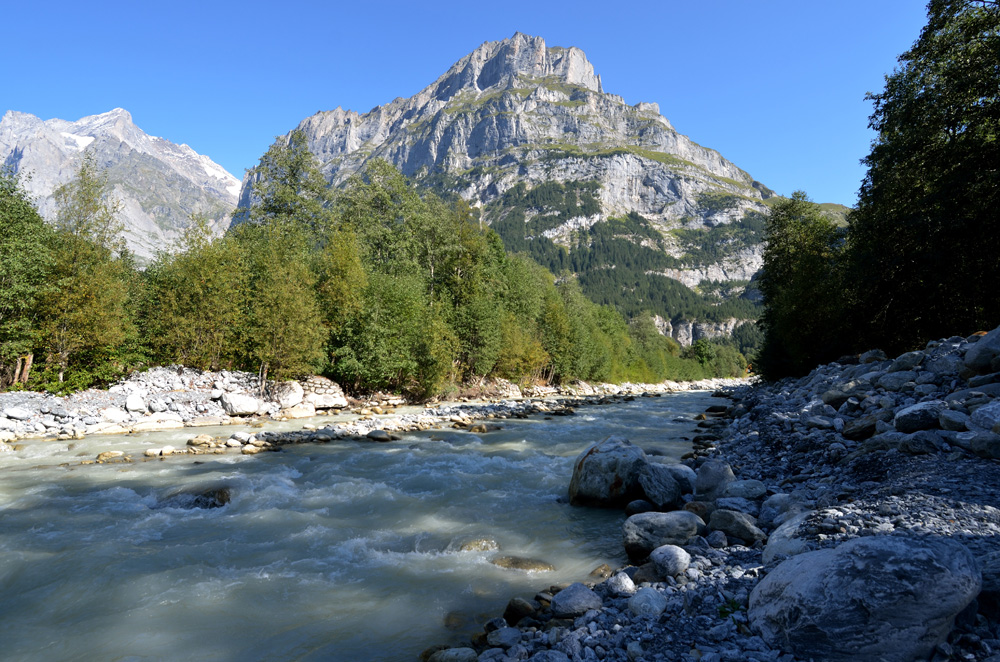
[758,0,999,379]
[0,141,746,395]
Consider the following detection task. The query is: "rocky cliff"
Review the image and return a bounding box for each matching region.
[239,33,774,339]
[1,108,240,260]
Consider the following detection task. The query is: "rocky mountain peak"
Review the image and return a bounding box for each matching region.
[1,109,239,259]
[429,33,602,102]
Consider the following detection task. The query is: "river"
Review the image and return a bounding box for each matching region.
[0,390,723,661]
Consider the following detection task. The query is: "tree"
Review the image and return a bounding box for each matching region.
[36,153,134,387]
[758,192,847,379]
[234,129,334,237]
[146,216,246,369]
[0,169,52,386]
[848,0,1000,352]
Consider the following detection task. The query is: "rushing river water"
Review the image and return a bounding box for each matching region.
[0,391,723,662]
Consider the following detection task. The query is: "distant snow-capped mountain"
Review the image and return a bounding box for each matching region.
[0,108,239,259]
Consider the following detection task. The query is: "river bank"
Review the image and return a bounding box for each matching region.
[0,368,747,460]
[425,325,1000,662]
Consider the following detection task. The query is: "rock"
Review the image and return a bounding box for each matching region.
[625,499,656,516]
[694,460,735,500]
[2,407,33,421]
[965,324,1000,374]
[526,652,570,662]
[876,371,917,391]
[860,349,888,363]
[147,398,168,413]
[969,432,1000,459]
[637,462,681,509]
[125,393,146,413]
[749,536,981,662]
[187,434,213,447]
[683,500,715,521]
[568,436,647,507]
[893,400,945,433]
[708,509,766,543]
[660,463,696,494]
[486,626,521,648]
[220,393,261,416]
[96,450,125,461]
[971,400,1000,432]
[550,582,602,618]
[899,430,945,455]
[622,511,706,561]
[722,478,767,500]
[628,586,668,618]
[706,530,728,548]
[281,403,316,419]
[842,414,879,441]
[366,429,393,442]
[939,409,970,431]
[715,496,759,517]
[759,493,806,529]
[649,544,690,578]
[491,556,555,572]
[503,597,537,626]
[268,380,304,408]
[459,537,499,552]
[427,648,478,662]
[605,571,637,596]
[304,391,349,409]
[889,350,924,372]
[762,512,813,563]
[0,430,16,443]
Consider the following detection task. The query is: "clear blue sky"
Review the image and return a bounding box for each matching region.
[5,0,929,206]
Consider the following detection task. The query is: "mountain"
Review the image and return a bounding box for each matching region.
[240,33,777,347]
[1,108,240,260]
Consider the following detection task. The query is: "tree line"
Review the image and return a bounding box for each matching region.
[0,135,748,397]
[758,0,999,379]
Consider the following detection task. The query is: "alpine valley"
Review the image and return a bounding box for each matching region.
[240,33,838,348]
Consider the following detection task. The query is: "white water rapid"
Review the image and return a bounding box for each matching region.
[0,391,723,661]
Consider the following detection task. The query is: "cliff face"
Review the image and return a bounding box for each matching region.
[240,33,772,336]
[1,108,239,259]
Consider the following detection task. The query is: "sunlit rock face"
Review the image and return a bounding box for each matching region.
[238,33,774,295]
[0,108,239,260]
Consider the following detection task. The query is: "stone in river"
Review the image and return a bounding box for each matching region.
[459,537,499,552]
[623,510,706,561]
[649,544,691,578]
[490,556,555,572]
[568,436,647,507]
[427,648,479,662]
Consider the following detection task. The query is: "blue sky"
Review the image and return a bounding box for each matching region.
[5,0,929,206]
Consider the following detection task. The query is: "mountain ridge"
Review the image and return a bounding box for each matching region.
[1,108,239,259]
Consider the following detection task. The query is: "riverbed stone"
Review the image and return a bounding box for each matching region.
[3,407,32,420]
[637,462,681,509]
[125,393,146,413]
[965,325,1000,374]
[708,509,766,543]
[491,556,555,572]
[605,571,637,596]
[550,582,602,618]
[694,460,735,500]
[427,648,478,662]
[623,511,706,561]
[649,544,690,578]
[568,436,647,507]
[894,400,945,433]
[221,393,261,416]
[487,626,521,648]
[628,586,668,618]
[749,536,981,662]
[722,478,767,500]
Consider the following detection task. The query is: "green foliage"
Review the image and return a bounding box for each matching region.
[35,153,137,387]
[0,169,52,384]
[757,192,848,379]
[847,0,1000,353]
[145,216,246,370]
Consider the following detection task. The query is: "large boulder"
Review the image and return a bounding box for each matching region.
[125,393,146,414]
[965,325,1000,375]
[623,511,706,561]
[221,393,262,416]
[749,536,981,662]
[708,509,766,543]
[569,436,647,507]
[268,380,304,408]
[637,462,681,509]
[2,407,33,421]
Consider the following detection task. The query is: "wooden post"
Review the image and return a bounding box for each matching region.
[19,354,32,384]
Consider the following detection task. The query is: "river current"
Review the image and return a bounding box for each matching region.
[0,391,722,661]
